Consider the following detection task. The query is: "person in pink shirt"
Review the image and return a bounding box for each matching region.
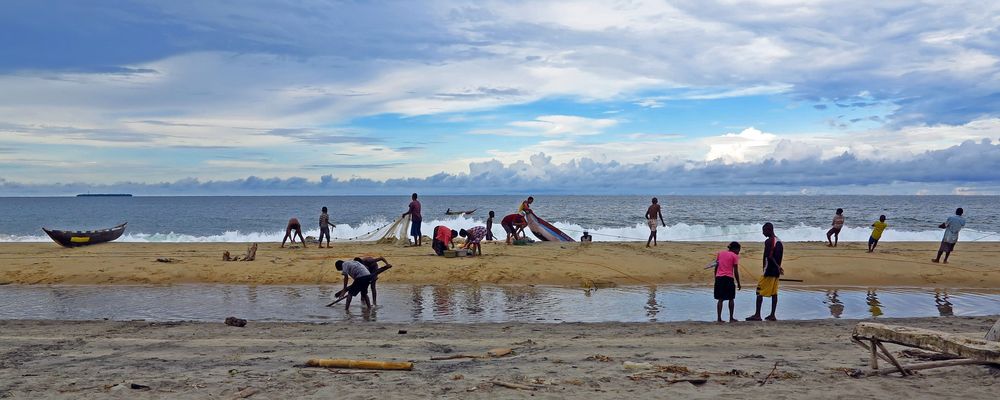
[714,241,742,323]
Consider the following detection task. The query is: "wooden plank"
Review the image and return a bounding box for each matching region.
[864,359,990,377]
[305,359,413,370]
[852,323,1000,363]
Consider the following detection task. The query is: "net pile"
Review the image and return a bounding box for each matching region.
[339,215,412,246]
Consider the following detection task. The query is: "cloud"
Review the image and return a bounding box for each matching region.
[4,138,999,196]
[474,115,617,136]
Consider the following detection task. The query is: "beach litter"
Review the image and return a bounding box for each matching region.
[305,358,414,371]
[223,243,257,262]
[155,258,178,263]
[431,347,513,361]
[224,317,247,327]
[232,387,259,399]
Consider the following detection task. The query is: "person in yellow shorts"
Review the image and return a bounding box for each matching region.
[747,222,784,321]
[868,215,887,253]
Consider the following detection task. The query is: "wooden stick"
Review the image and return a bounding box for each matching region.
[852,338,895,366]
[758,362,779,386]
[305,359,413,371]
[865,359,990,377]
[876,341,911,376]
[490,381,537,391]
[430,354,479,361]
[870,340,879,370]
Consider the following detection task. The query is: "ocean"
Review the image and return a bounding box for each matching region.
[1,195,997,243]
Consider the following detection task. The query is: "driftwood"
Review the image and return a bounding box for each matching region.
[305,359,413,371]
[489,381,537,391]
[430,348,513,361]
[987,319,1000,342]
[223,244,258,262]
[851,322,1000,377]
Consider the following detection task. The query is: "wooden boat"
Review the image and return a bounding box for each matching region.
[42,222,127,247]
[445,208,476,215]
[524,213,574,242]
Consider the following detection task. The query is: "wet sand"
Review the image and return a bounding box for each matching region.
[1,317,997,399]
[1,241,998,287]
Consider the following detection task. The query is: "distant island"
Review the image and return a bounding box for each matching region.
[76,194,133,197]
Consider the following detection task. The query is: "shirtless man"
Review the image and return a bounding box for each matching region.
[281,218,307,248]
[519,196,534,216]
[645,197,666,247]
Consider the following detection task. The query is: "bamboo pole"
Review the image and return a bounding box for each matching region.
[875,341,911,376]
[305,359,413,371]
[865,359,989,377]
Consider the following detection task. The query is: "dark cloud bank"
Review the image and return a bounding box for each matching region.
[3,140,999,196]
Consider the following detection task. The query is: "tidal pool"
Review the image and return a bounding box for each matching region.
[0,284,996,323]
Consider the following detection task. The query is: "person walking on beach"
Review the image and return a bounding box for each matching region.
[281,218,307,248]
[826,208,845,247]
[318,207,337,248]
[747,222,783,321]
[645,197,666,247]
[459,226,487,256]
[432,225,457,256]
[867,215,887,253]
[501,213,527,245]
[402,193,422,246]
[519,196,534,215]
[714,241,742,323]
[355,256,392,306]
[330,259,373,310]
[932,208,966,264]
[486,211,496,241]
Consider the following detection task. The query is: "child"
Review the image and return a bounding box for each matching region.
[486,211,496,241]
[868,215,887,253]
[714,241,742,322]
[459,226,487,256]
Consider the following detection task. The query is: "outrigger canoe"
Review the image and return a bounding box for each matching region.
[42,222,127,247]
[524,213,574,242]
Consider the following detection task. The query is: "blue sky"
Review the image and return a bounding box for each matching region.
[1,0,999,195]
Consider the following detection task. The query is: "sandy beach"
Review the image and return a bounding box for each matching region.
[0,317,996,399]
[1,241,998,287]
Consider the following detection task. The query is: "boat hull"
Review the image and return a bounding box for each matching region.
[42,223,127,247]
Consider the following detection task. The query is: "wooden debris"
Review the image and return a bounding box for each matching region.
[155,258,177,263]
[851,322,1000,377]
[489,381,537,391]
[305,359,413,371]
[585,354,613,362]
[900,349,962,361]
[223,244,258,261]
[431,348,513,361]
[987,319,1000,342]
[232,387,259,399]
[758,362,780,386]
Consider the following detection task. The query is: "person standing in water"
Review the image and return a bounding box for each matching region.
[401,193,422,246]
[645,197,666,247]
[318,206,337,248]
[826,208,845,247]
[867,215,887,253]
[747,222,783,321]
[714,241,742,323]
[932,208,966,264]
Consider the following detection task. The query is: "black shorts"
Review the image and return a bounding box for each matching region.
[289,223,301,231]
[868,236,878,245]
[320,226,330,238]
[432,239,446,255]
[714,276,736,300]
[939,240,956,253]
[347,275,374,297]
[410,220,422,237]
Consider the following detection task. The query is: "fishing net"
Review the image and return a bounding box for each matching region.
[337,215,412,245]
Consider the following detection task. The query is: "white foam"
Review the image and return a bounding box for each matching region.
[3,216,997,243]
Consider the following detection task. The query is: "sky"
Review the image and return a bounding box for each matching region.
[1,0,999,195]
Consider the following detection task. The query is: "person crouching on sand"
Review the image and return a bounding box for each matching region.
[714,241,742,323]
[432,225,457,256]
[333,259,373,310]
[501,213,527,245]
[281,218,307,248]
[868,215,887,253]
[747,222,783,321]
[459,226,487,256]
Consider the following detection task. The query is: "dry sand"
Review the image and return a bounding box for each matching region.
[1,241,998,287]
[1,317,997,399]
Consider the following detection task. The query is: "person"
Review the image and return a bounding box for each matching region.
[501,213,527,245]
[932,208,966,264]
[355,256,392,306]
[432,225,457,256]
[826,208,845,247]
[332,259,373,310]
[519,196,534,215]
[581,231,593,242]
[868,215,887,253]
[645,197,666,247]
[318,207,337,248]
[459,226,487,256]
[485,211,496,241]
[401,193,422,246]
[714,241,742,323]
[747,222,783,321]
[281,218,307,248]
